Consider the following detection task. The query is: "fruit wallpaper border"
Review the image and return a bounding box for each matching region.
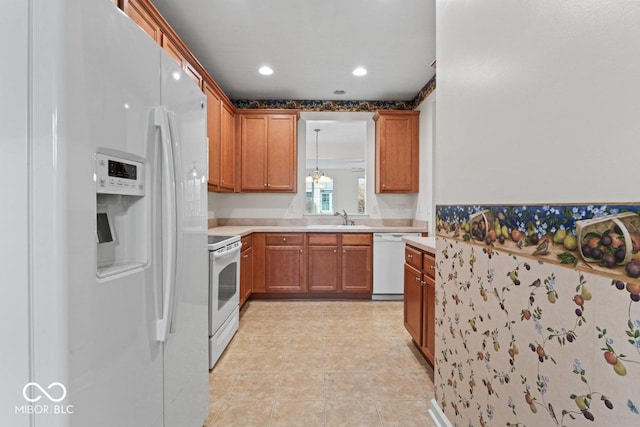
[232,76,436,111]
[435,204,640,285]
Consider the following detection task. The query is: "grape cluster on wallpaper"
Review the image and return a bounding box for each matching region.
[434,204,640,426]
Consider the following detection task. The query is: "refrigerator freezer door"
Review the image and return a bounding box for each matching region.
[0,1,30,426]
[160,53,209,427]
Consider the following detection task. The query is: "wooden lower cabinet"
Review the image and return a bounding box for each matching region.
[404,264,423,342]
[239,235,253,308]
[403,245,435,365]
[264,246,306,292]
[253,232,372,296]
[308,245,339,292]
[422,276,436,362]
[251,233,306,293]
[341,245,372,292]
[307,233,372,294]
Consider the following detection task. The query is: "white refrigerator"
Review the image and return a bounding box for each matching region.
[0,0,209,426]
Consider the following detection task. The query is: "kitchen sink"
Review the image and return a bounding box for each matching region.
[306,225,371,230]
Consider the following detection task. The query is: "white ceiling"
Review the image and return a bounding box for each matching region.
[151,0,436,101]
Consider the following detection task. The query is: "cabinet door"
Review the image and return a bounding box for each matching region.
[184,62,203,90]
[404,263,423,344]
[204,83,221,189]
[405,245,423,271]
[264,246,305,292]
[123,0,162,44]
[160,34,186,68]
[240,247,253,307]
[266,115,297,192]
[341,245,372,292]
[251,233,266,292]
[220,102,236,191]
[375,111,419,193]
[421,274,435,365]
[308,246,339,292]
[240,115,268,190]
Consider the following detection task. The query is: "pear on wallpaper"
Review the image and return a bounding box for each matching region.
[532,238,551,256]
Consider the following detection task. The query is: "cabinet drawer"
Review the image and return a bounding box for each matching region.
[308,234,338,246]
[341,233,372,246]
[241,234,253,250]
[423,252,436,279]
[405,246,423,270]
[265,233,304,246]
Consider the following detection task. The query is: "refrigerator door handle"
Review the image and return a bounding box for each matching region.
[166,111,185,335]
[154,106,178,342]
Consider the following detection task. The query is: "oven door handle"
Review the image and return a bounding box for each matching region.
[213,242,243,259]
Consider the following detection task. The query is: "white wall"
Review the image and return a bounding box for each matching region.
[436,0,640,205]
[415,90,436,233]
[209,111,418,219]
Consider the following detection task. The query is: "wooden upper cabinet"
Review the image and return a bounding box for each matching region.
[239,110,299,192]
[220,102,236,191]
[374,110,420,193]
[122,0,162,44]
[161,34,185,67]
[122,0,203,91]
[240,114,268,190]
[266,114,297,192]
[160,34,202,90]
[205,82,237,192]
[184,63,203,90]
[205,83,222,189]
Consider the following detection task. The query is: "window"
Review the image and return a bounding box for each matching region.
[305,179,334,214]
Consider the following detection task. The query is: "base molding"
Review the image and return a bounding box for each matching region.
[428,399,452,427]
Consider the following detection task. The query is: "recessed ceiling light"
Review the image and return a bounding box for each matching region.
[352,67,367,77]
[333,90,346,95]
[258,66,273,75]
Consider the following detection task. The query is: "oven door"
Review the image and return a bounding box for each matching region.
[209,249,240,336]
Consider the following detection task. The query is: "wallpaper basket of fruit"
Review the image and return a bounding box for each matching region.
[468,209,493,241]
[576,212,640,270]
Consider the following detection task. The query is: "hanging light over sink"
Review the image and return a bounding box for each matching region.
[306,129,331,185]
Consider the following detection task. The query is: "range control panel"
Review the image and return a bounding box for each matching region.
[95,153,145,196]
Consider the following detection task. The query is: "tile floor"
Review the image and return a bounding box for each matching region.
[205,300,436,427]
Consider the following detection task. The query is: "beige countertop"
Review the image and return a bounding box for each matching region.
[403,236,436,253]
[208,225,427,237]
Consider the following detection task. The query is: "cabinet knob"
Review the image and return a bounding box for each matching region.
[333,249,337,253]
[408,254,413,259]
[299,249,303,253]
[282,237,287,241]
[382,184,386,188]
[343,250,346,254]
[420,280,425,286]
[221,179,224,183]
[430,266,435,270]
[264,183,267,187]
[267,184,271,188]
[242,255,249,259]
[415,277,420,282]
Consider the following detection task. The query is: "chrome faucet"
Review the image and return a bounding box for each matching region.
[334,210,349,225]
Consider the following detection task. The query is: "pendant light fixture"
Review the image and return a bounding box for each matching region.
[306,129,331,184]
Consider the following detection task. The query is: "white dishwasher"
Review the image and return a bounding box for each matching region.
[373,232,422,300]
